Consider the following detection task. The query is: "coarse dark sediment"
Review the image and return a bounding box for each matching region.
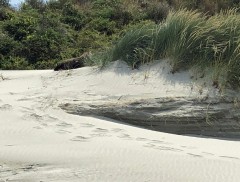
[60,97,240,139]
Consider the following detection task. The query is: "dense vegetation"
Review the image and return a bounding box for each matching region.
[103,9,240,89]
[0,0,240,88]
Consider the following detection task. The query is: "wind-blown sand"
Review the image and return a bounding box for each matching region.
[0,61,240,182]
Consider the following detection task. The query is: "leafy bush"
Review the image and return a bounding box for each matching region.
[60,3,87,31]
[87,17,117,35]
[0,56,32,70]
[33,59,58,69]
[3,13,38,41]
[0,33,21,56]
[21,29,64,63]
[0,0,10,7]
[145,1,170,23]
[76,29,111,53]
[0,7,13,21]
[21,0,46,10]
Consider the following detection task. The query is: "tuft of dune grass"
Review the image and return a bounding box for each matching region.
[111,23,155,68]
[153,9,207,70]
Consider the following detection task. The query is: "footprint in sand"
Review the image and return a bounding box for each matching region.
[5,144,14,147]
[33,125,42,129]
[0,163,44,180]
[143,143,156,148]
[56,129,72,134]
[187,153,203,158]
[21,107,34,112]
[156,146,184,152]
[117,133,132,140]
[201,152,215,156]
[93,128,109,133]
[90,128,111,138]
[26,113,43,121]
[111,128,125,133]
[90,131,111,138]
[42,115,58,122]
[80,123,95,128]
[19,163,45,172]
[71,136,89,142]
[219,156,239,160]
[181,145,197,149]
[56,122,73,128]
[136,137,149,141]
[17,97,32,101]
[150,139,165,144]
[0,104,13,111]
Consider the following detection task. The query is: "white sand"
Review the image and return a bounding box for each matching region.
[0,61,240,182]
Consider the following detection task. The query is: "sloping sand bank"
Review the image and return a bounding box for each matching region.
[0,61,240,182]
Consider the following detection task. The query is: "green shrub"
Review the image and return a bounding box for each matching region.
[0,0,10,7]
[0,56,32,70]
[145,1,170,23]
[60,3,87,31]
[46,0,67,9]
[33,59,58,69]
[21,0,46,11]
[3,13,38,41]
[0,33,21,56]
[0,7,13,21]
[21,28,65,63]
[76,29,111,53]
[110,8,133,28]
[87,17,117,35]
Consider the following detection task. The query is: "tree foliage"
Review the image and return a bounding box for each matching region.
[0,0,10,7]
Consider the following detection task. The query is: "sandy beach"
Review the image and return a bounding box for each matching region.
[1,61,240,182]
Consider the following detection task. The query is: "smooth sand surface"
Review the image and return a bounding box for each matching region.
[0,61,240,182]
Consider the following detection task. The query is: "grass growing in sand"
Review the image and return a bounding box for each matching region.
[93,9,240,89]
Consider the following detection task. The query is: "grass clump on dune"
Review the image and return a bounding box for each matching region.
[207,10,240,88]
[99,8,240,89]
[153,9,207,70]
[110,22,156,69]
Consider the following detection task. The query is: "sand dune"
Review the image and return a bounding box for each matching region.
[0,61,240,182]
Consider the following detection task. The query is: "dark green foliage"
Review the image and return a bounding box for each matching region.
[76,29,111,53]
[60,3,87,31]
[3,13,37,41]
[0,56,32,70]
[0,0,239,72]
[87,18,116,35]
[21,29,64,63]
[0,0,10,7]
[0,33,20,56]
[0,7,13,21]
[145,1,170,23]
[23,0,46,10]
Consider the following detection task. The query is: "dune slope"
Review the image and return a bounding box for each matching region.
[0,61,240,182]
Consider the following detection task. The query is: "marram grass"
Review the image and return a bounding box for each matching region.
[94,9,240,88]
[111,23,155,68]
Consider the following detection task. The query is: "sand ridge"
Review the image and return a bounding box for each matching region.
[0,61,240,181]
